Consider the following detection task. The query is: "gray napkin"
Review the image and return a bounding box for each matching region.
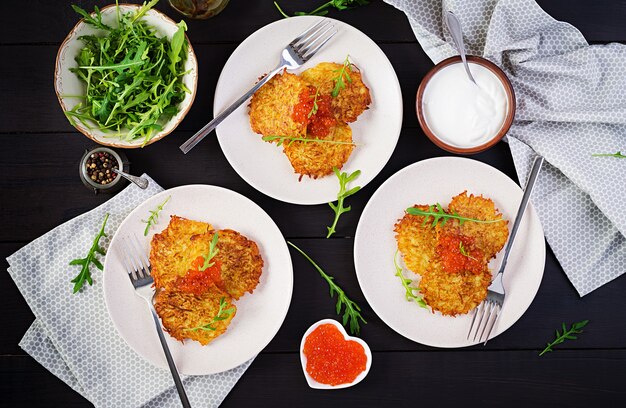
[385,0,626,296]
[7,175,252,407]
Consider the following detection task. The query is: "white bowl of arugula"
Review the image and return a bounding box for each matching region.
[55,1,198,148]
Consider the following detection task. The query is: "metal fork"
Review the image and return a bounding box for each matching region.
[467,155,544,345]
[121,235,192,408]
[179,19,338,154]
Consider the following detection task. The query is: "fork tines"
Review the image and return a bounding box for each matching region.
[290,20,338,61]
[120,234,152,287]
[467,299,501,345]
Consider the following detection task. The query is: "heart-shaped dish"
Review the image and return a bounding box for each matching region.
[299,319,372,389]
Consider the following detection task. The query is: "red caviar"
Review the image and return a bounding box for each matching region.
[303,323,367,386]
[292,89,315,126]
[308,94,336,137]
[436,233,485,275]
[175,256,224,295]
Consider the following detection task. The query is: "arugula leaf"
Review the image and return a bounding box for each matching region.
[186,297,235,331]
[326,168,361,238]
[168,21,188,75]
[406,204,505,228]
[142,195,171,236]
[394,250,428,308]
[331,55,353,97]
[288,241,367,335]
[539,320,589,356]
[199,232,219,271]
[275,0,369,18]
[72,5,112,30]
[70,213,109,293]
[592,151,626,158]
[262,134,355,147]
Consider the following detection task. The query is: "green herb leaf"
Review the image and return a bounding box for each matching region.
[199,232,219,271]
[142,195,171,236]
[308,87,321,118]
[331,55,353,98]
[70,213,109,293]
[406,204,505,228]
[274,0,369,18]
[459,241,478,261]
[71,5,112,30]
[186,297,235,331]
[287,242,366,335]
[262,135,355,147]
[591,151,626,158]
[326,167,361,238]
[394,250,428,308]
[539,320,589,356]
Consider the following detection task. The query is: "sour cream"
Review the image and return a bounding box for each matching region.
[421,62,508,148]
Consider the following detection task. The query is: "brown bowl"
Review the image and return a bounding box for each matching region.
[416,56,516,154]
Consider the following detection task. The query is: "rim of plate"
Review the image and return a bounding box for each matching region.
[214,15,402,205]
[103,184,293,374]
[354,157,545,348]
[54,4,198,148]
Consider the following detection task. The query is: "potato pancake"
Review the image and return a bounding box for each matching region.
[150,216,212,289]
[300,62,371,123]
[214,229,263,300]
[249,71,312,138]
[394,205,439,277]
[418,266,491,316]
[154,286,236,345]
[282,122,354,179]
[445,192,509,260]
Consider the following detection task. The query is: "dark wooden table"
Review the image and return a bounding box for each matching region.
[2,1,626,406]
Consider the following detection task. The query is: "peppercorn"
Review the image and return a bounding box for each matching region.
[85,151,119,185]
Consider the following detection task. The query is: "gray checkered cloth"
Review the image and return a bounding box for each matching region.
[385,0,626,296]
[7,175,253,407]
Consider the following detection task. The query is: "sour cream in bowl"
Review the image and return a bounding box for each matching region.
[416,56,515,154]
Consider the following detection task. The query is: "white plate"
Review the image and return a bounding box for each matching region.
[214,16,402,205]
[103,185,293,375]
[354,157,545,348]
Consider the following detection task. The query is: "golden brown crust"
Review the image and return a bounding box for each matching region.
[394,205,440,277]
[215,229,264,300]
[150,216,212,289]
[282,122,354,179]
[300,62,371,123]
[249,72,311,138]
[154,286,236,345]
[418,267,491,316]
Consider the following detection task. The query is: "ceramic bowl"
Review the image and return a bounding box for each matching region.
[415,56,516,154]
[55,4,198,148]
[299,319,372,389]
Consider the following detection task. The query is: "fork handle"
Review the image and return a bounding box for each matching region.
[149,305,192,408]
[179,64,286,154]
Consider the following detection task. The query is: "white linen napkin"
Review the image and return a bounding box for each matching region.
[7,175,253,407]
[384,0,626,295]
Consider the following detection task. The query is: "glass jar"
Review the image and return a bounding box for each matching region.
[168,0,230,19]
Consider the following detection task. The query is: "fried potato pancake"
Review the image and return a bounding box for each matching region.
[249,72,312,138]
[394,205,439,277]
[282,122,354,179]
[445,191,509,260]
[300,62,371,123]
[150,216,212,289]
[215,229,263,300]
[154,286,236,345]
[418,267,491,316]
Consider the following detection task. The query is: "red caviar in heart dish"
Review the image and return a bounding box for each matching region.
[303,323,367,386]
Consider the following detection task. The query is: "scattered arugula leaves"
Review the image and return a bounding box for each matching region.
[142,195,171,236]
[592,151,626,159]
[406,204,505,228]
[459,241,477,261]
[262,135,355,147]
[66,2,189,145]
[327,167,361,238]
[394,250,428,308]
[70,213,109,293]
[274,0,369,18]
[199,232,219,271]
[539,320,589,356]
[287,241,366,335]
[331,55,353,97]
[185,297,235,331]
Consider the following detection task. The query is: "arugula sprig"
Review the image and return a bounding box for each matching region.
[66,2,189,145]
[394,250,428,308]
[70,213,109,293]
[539,320,589,356]
[592,151,626,158]
[199,232,219,271]
[406,204,505,228]
[274,0,369,18]
[459,241,477,261]
[308,87,321,118]
[327,168,361,238]
[142,195,170,236]
[288,241,366,335]
[262,135,355,147]
[185,297,235,331]
[331,55,353,97]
